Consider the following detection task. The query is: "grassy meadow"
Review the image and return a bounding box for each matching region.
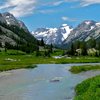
[69,65,100,100]
[0,50,100,71]
[70,65,100,74]
[74,75,100,100]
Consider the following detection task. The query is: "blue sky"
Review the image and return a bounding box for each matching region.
[0,0,100,31]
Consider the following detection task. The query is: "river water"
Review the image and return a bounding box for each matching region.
[0,64,100,100]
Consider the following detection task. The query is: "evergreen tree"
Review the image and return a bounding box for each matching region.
[70,43,75,56]
[4,42,7,52]
[0,42,2,47]
[41,38,45,46]
[74,40,81,50]
[81,42,87,56]
[87,37,96,49]
[44,50,50,57]
[50,43,53,53]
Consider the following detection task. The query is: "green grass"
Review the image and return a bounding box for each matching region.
[0,64,37,72]
[74,75,100,100]
[70,65,100,74]
[0,50,100,71]
[69,65,100,100]
[6,50,26,55]
[51,49,63,56]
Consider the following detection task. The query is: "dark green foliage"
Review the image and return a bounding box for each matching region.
[70,43,76,56]
[87,37,96,48]
[81,42,87,56]
[43,50,51,57]
[49,43,53,53]
[0,22,39,53]
[74,40,81,49]
[96,41,100,51]
[40,38,45,46]
[0,42,2,47]
[67,38,100,56]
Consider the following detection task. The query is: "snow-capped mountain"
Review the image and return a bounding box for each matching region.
[63,20,100,47]
[32,24,73,45]
[0,12,29,32]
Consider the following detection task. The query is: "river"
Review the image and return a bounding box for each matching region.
[0,64,100,100]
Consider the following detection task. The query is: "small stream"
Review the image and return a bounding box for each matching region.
[0,64,100,100]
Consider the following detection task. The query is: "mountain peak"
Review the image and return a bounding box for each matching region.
[63,20,100,48]
[74,20,97,32]
[2,12,15,21]
[2,12,13,16]
[2,12,19,25]
[0,12,29,32]
[32,24,73,45]
[82,20,96,25]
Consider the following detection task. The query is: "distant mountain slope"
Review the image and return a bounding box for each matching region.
[0,12,37,52]
[63,20,100,48]
[32,24,73,46]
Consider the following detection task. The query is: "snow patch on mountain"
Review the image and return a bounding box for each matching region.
[0,12,29,32]
[32,24,73,45]
[96,22,100,27]
[61,24,73,40]
[63,20,100,48]
[85,21,91,25]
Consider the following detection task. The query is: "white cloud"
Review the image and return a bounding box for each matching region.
[52,1,64,6]
[62,16,77,22]
[0,0,37,17]
[62,16,69,21]
[39,10,56,14]
[50,0,78,6]
[50,0,100,7]
[0,0,100,17]
[80,0,100,7]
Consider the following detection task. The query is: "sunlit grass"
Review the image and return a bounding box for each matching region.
[0,50,100,71]
[74,75,100,100]
[70,65,100,74]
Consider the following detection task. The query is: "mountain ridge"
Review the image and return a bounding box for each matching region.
[0,12,37,53]
[32,20,100,48]
[0,12,29,32]
[63,20,100,48]
[32,24,73,46]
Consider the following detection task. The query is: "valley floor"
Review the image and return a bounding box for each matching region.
[0,50,100,100]
[0,50,100,71]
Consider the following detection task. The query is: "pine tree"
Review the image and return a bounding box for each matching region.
[81,42,87,56]
[41,38,45,46]
[0,42,2,47]
[70,43,75,56]
[4,42,7,52]
[87,37,96,49]
[50,43,53,53]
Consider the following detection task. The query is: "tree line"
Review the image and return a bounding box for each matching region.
[66,38,100,56]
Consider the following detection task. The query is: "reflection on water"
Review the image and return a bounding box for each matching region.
[0,64,100,100]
